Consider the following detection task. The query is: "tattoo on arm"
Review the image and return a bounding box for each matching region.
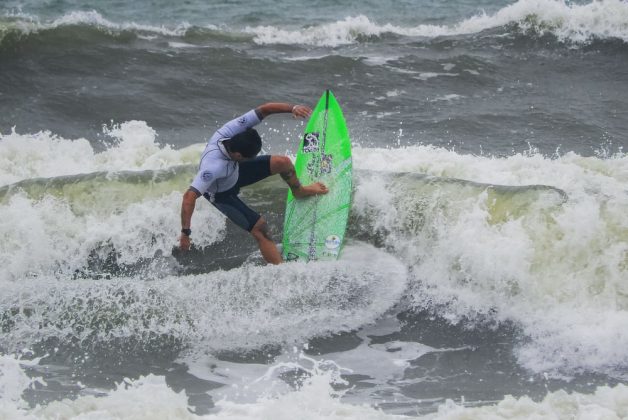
[280,169,301,190]
[280,169,295,181]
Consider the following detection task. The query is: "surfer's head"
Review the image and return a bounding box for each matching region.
[224,128,262,161]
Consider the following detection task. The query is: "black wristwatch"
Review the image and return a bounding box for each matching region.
[181,228,191,236]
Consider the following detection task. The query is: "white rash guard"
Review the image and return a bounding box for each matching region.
[190,109,263,197]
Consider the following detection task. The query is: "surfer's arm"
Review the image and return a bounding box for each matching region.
[256,103,312,119]
[179,188,200,251]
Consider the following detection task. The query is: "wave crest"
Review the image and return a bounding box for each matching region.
[3,0,628,49]
[247,0,628,46]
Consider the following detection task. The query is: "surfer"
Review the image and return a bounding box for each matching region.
[178,102,328,264]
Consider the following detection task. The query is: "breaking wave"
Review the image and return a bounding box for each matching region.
[2,0,628,49]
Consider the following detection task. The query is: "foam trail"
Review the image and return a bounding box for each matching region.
[0,243,407,353]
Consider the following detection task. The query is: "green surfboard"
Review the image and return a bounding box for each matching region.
[282,90,352,262]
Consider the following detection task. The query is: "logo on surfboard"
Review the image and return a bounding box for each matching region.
[325,235,341,250]
[320,154,333,174]
[303,132,320,153]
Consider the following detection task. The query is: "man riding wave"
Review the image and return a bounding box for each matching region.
[179,102,328,264]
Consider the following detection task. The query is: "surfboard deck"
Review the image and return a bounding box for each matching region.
[282,90,352,262]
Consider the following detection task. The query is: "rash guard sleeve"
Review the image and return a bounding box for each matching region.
[214,109,263,140]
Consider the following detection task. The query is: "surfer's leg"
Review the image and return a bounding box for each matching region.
[250,217,282,265]
[209,193,281,265]
[270,156,329,198]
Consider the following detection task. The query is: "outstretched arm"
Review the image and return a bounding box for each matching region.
[179,188,200,251]
[256,102,312,119]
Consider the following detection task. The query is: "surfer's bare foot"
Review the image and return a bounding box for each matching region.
[293,182,328,198]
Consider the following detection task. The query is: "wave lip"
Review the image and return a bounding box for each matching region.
[245,15,401,47]
[3,0,628,49]
[476,0,628,43]
[245,0,628,46]
[1,9,193,38]
[0,122,197,187]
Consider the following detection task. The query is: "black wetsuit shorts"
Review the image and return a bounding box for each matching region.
[203,155,272,232]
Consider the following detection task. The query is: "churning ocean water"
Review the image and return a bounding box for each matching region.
[1,0,628,418]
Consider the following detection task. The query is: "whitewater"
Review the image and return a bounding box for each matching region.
[1,117,627,417]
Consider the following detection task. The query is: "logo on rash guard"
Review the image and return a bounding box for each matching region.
[202,171,213,181]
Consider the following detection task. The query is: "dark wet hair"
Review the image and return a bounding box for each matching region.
[224,128,262,158]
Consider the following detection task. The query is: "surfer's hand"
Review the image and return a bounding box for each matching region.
[291,105,312,119]
[179,235,191,251]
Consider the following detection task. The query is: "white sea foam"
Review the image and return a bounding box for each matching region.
[431,94,465,102]
[246,15,394,47]
[353,145,628,377]
[1,123,627,378]
[23,9,192,37]
[183,316,434,406]
[415,72,459,81]
[386,90,404,98]
[2,353,628,419]
[5,0,627,48]
[0,354,408,419]
[0,190,225,280]
[0,122,199,186]
[0,243,407,352]
[246,0,628,46]
[0,123,217,280]
[0,355,42,410]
